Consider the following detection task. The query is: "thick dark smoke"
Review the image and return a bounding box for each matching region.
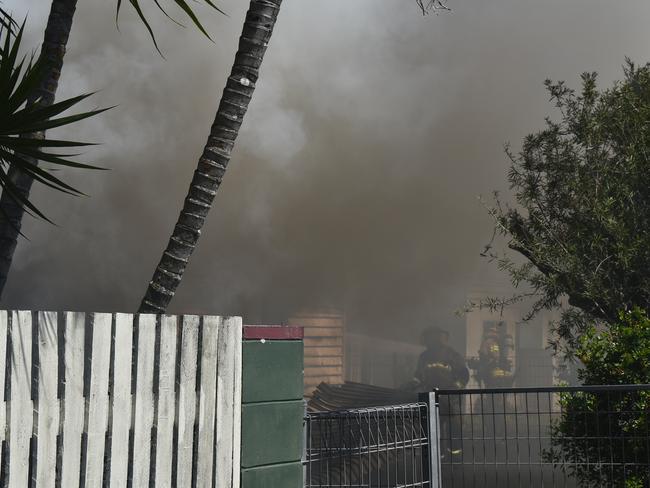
[3,0,650,345]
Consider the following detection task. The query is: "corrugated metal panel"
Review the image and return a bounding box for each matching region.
[307,382,417,412]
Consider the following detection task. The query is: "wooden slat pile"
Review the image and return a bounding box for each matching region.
[0,311,242,488]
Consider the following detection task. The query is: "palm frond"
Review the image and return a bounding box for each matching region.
[116,0,225,53]
[0,20,109,222]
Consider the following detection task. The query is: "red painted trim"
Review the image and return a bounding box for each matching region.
[243,325,304,340]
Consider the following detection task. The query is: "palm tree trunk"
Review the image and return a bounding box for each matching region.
[139,0,283,313]
[0,0,78,298]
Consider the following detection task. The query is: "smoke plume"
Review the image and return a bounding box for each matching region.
[3,0,650,347]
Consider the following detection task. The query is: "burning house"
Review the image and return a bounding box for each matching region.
[294,291,572,402]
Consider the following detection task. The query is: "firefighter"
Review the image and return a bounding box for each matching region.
[414,325,469,390]
[469,322,515,388]
[413,325,468,458]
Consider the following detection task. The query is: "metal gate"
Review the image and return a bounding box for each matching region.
[304,399,438,488]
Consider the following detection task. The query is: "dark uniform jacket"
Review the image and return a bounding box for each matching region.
[415,345,469,389]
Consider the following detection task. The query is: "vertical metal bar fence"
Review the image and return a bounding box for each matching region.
[435,385,650,488]
[304,403,433,488]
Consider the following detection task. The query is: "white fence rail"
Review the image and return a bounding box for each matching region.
[0,311,242,488]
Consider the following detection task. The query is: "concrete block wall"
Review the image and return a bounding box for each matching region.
[241,326,304,488]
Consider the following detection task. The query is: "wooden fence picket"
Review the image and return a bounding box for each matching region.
[0,310,242,488]
[216,316,243,488]
[35,311,59,488]
[196,316,220,487]
[0,310,7,475]
[60,312,85,488]
[176,315,200,488]
[231,318,243,488]
[109,313,133,488]
[132,314,156,487]
[9,311,32,487]
[154,314,178,488]
[84,313,112,488]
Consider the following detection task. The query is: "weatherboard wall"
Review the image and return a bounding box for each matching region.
[287,312,344,396]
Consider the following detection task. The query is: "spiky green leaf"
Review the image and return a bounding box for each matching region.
[0,14,109,222]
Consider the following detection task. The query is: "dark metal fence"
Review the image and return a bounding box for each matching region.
[304,403,434,488]
[304,384,650,488]
[436,385,650,488]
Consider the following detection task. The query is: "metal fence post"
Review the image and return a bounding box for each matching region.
[419,391,442,488]
[302,400,308,488]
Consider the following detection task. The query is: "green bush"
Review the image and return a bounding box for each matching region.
[478,61,650,357]
[546,308,650,487]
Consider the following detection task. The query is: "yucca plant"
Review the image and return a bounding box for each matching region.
[0,13,108,294]
[0,22,107,220]
[0,0,224,298]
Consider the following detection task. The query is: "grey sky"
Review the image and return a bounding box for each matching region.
[3,0,650,343]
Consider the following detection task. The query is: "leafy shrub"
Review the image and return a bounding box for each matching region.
[546,308,650,487]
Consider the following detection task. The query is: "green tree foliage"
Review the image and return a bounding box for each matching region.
[545,308,650,487]
[479,60,650,354]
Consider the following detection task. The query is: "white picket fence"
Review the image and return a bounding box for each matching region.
[0,311,242,488]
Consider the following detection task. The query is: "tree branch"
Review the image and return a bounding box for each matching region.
[417,0,450,15]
